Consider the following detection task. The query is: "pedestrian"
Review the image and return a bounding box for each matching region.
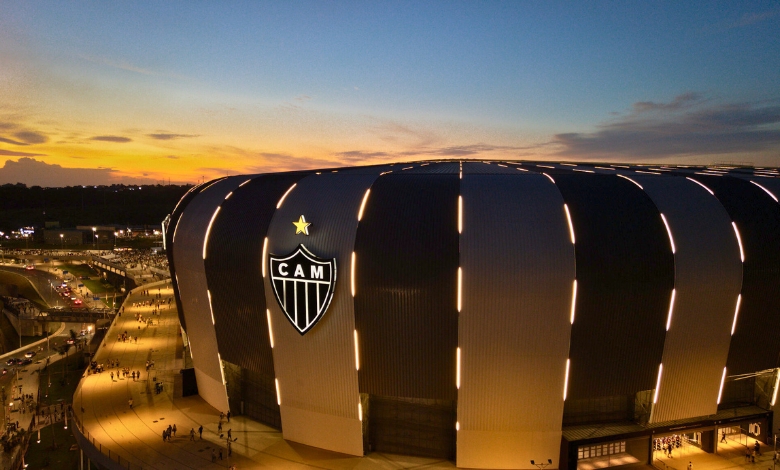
[220,411,224,421]
[227,440,232,456]
[129,399,133,409]
[227,410,231,422]
[755,441,761,456]
[110,371,114,381]
[218,421,222,433]
[172,424,177,437]
[198,425,203,439]
[721,430,727,443]
[162,429,166,442]
[219,449,223,460]
[190,428,195,441]
[687,462,692,470]
[211,449,216,462]
[227,429,232,440]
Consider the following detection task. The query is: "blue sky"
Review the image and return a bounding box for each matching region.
[1,1,779,185]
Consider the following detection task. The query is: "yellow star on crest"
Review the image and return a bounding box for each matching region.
[293,215,311,235]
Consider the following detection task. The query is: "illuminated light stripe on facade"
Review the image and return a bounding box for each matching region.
[275,378,281,405]
[595,166,616,170]
[456,347,461,389]
[653,364,663,403]
[731,294,742,336]
[266,309,274,348]
[354,330,360,370]
[771,370,780,406]
[402,166,413,170]
[573,169,595,173]
[560,163,576,167]
[455,421,460,431]
[262,238,268,278]
[612,165,629,169]
[276,183,297,208]
[224,191,233,200]
[660,213,676,254]
[358,402,363,421]
[218,353,226,385]
[457,267,462,312]
[351,252,357,297]
[617,174,643,190]
[202,206,221,260]
[207,290,215,325]
[570,280,578,324]
[563,358,570,401]
[538,165,555,169]
[686,177,715,196]
[497,164,507,168]
[635,170,661,175]
[564,204,575,244]
[717,367,727,404]
[666,289,676,331]
[357,189,371,221]
[732,222,745,262]
[238,178,252,187]
[516,167,528,171]
[542,172,556,184]
[458,196,463,234]
[751,181,780,202]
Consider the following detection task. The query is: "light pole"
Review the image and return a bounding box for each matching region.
[92,227,96,248]
[95,234,99,250]
[60,233,64,251]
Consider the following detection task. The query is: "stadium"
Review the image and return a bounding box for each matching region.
[167,161,780,469]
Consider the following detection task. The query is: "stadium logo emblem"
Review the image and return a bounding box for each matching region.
[269,244,337,335]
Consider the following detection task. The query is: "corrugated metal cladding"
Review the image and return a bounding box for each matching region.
[204,173,308,376]
[634,176,742,423]
[354,174,460,400]
[172,176,243,412]
[166,181,212,331]
[554,174,674,399]
[263,171,381,455]
[399,162,459,174]
[457,174,574,469]
[697,176,780,374]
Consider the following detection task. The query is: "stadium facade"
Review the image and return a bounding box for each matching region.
[167,161,780,469]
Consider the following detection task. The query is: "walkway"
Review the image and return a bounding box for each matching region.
[74,282,453,469]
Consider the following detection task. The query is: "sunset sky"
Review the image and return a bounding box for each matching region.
[1,1,779,186]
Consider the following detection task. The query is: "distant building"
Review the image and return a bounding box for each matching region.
[169,161,780,469]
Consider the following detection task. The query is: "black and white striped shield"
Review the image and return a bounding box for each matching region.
[269,244,337,335]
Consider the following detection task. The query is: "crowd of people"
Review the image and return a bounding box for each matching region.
[99,249,168,271]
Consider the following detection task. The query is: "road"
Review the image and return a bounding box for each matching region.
[0,265,64,308]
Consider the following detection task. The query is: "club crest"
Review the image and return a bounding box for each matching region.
[269,244,337,335]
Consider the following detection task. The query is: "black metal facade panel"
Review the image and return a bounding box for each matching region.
[167,182,211,332]
[403,162,459,174]
[172,176,245,390]
[554,174,674,399]
[264,171,380,423]
[462,162,520,174]
[634,175,742,422]
[204,173,307,376]
[354,174,460,400]
[696,176,780,374]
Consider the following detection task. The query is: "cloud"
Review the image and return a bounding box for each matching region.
[0,137,28,145]
[243,152,339,173]
[90,135,132,143]
[552,94,780,160]
[147,133,199,140]
[0,150,47,157]
[0,157,155,187]
[78,54,189,80]
[13,131,48,144]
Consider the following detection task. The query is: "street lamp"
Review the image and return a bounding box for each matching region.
[95,234,99,250]
[59,233,63,251]
[92,227,96,248]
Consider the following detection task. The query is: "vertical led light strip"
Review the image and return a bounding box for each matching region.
[266,309,274,348]
[217,353,226,384]
[542,172,556,184]
[617,174,643,189]
[665,289,677,331]
[569,280,578,324]
[771,370,780,406]
[358,402,363,421]
[732,222,745,262]
[202,206,221,259]
[353,330,360,370]
[653,364,663,403]
[564,204,576,244]
[457,267,462,312]
[456,421,460,431]
[357,189,371,221]
[458,196,463,234]
[456,347,461,389]
[563,358,570,400]
[351,252,357,297]
[731,294,742,335]
[686,177,715,196]
[276,183,297,208]
[717,367,727,404]
[275,378,281,405]
[262,237,268,278]
[751,181,779,202]
[660,214,676,253]
[207,290,215,325]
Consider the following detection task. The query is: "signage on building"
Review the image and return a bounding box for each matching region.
[269,244,337,335]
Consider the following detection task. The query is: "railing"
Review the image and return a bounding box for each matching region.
[71,408,145,470]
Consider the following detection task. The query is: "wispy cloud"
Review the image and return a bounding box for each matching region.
[552,93,780,159]
[90,135,132,143]
[147,133,200,140]
[0,137,28,146]
[0,157,154,187]
[78,54,189,80]
[0,149,47,157]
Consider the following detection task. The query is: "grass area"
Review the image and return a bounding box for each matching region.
[24,421,80,470]
[60,263,98,278]
[40,347,87,406]
[81,279,115,296]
